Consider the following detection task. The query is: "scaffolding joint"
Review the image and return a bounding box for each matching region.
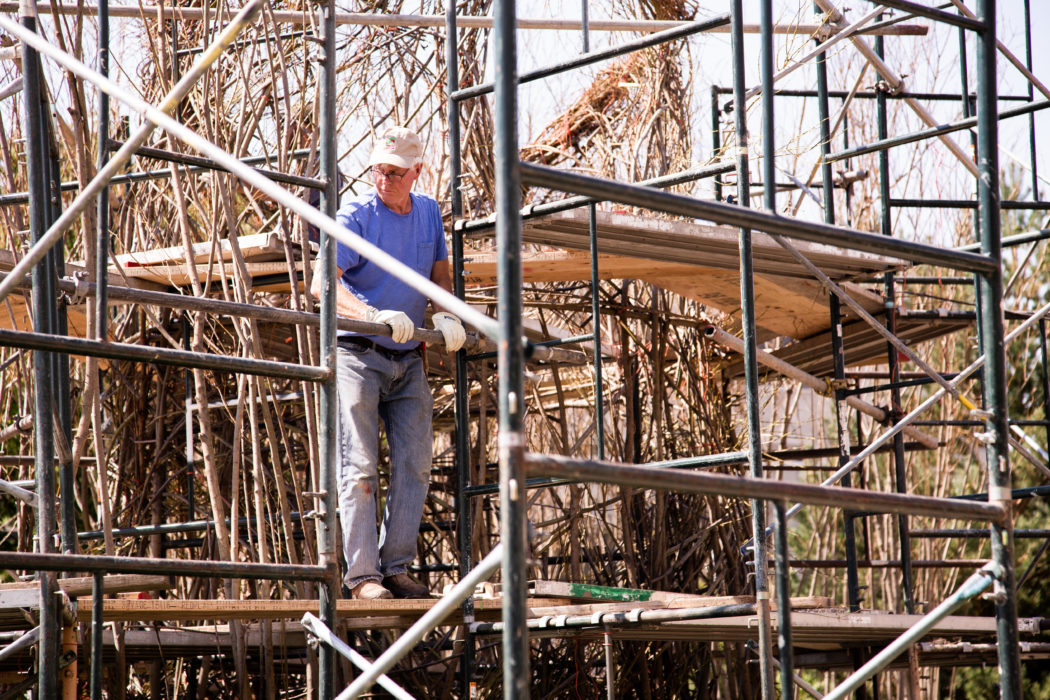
[876,77,905,96]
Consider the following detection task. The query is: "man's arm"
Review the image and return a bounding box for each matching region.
[310,263,373,320]
[429,257,454,313]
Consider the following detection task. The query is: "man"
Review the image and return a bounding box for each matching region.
[312,126,466,600]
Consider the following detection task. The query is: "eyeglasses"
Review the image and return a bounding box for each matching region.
[372,166,411,182]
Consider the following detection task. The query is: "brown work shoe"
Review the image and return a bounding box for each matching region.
[351,580,393,600]
[383,573,429,599]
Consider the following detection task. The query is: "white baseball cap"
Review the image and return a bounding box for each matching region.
[369,126,422,169]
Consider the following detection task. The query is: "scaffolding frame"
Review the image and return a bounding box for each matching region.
[0,0,1045,698]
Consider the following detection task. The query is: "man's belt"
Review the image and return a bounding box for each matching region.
[339,335,420,360]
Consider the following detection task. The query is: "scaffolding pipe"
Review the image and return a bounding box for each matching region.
[702,324,938,449]
[19,0,58,689]
[446,4,477,695]
[523,454,1006,523]
[473,601,757,633]
[95,0,110,343]
[337,545,503,700]
[823,562,1002,700]
[0,4,931,34]
[736,289,1050,544]
[869,0,984,30]
[89,573,102,700]
[109,140,326,189]
[316,0,339,695]
[975,1,1022,696]
[0,13,497,341]
[824,98,1049,164]
[493,1,529,696]
[813,0,979,177]
[451,14,730,101]
[0,0,266,307]
[517,163,995,273]
[456,161,734,235]
[0,327,329,380]
[957,227,1050,252]
[0,626,39,664]
[0,149,316,206]
[744,1,773,696]
[948,0,1050,102]
[300,613,415,700]
[732,6,883,107]
[0,550,331,579]
[773,500,793,697]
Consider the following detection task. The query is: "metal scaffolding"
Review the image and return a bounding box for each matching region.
[0,0,1045,697]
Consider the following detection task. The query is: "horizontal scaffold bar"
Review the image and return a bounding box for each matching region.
[0,149,315,207]
[518,162,996,273]
[0,4,930,34]
[0,551,333,580]
[452,14,730,101]
[825,99,1049,164]
[868,0,985,31]
[456,161,734,234]
[109,140,326,190]
[0,328,329,380]
[524,453,1008,524]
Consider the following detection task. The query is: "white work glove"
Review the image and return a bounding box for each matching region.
[367,307,414,344]
[432,312,466,352]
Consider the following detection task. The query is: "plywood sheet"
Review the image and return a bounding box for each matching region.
[518,209,907,280]
[464,248,886,340]
[724,311,974,378]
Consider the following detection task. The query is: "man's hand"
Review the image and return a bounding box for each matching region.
[432,312,466,352]
[368,308,414,344]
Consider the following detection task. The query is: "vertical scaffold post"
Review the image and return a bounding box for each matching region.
[773,501,793,697]
[814,15,862,615]
[975,2,1021,698]
[494,0,528,697]
[874,18,915,617]
[446,3,476,695]
[582,2,605,462]
[95,0,110,343]
[317,0,339,695]
[750,1,775,697]
[21,0,59,693]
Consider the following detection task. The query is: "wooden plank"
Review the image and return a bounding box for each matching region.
[526,582,830,610]
[117,261,303,287]
[464,248,886,340]
[531,611,1026,644]
[113,232,286,268]
[75,596,571,623]
[0,574,170,598]
[517,209,906,279]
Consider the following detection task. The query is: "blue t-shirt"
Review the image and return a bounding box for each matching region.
[335,191,448,350]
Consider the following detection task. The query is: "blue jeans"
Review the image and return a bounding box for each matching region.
[336,343,433,589]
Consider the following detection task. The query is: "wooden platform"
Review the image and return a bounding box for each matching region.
[724,310,975,378]
[465,208,905,341]
[547,610,1043,645]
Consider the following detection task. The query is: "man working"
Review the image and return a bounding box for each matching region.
[312,126,466,600]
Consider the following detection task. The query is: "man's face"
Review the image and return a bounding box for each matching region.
[372,163,420,204]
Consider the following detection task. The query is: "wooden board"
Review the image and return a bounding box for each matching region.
[0,574,170,598]
[113,232,288,268]
[723,310,974,378]
[464,247,887,340]
[531,611,1041,645]
[116,261,303,287]
[75,596,569,624]
[517,209,906,280]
